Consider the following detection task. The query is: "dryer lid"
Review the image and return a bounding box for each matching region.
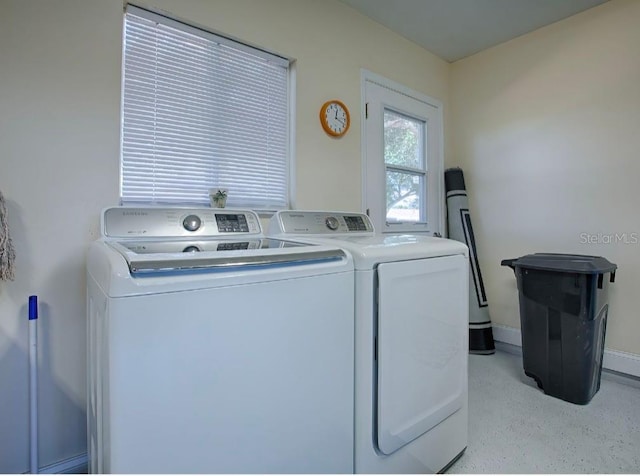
[320,234,468,270]
[269,210,468,269]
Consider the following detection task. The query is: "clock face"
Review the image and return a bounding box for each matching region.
[320,100,350,137]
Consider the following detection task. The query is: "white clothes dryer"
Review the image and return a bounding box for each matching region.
[87,207,355,474]
[270,211,469,473]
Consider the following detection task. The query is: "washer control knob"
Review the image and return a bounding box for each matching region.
[183,215,201,232]
[325,216,340,231]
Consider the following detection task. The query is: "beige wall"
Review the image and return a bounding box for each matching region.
[450,0,640,355]
[0,0,449,471]
[0,1,123,471]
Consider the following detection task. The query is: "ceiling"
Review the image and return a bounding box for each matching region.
[338,0,608,62]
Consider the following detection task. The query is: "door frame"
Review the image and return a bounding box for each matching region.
[360,69,445,235]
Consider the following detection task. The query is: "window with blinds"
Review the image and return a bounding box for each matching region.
[122,6,291,209]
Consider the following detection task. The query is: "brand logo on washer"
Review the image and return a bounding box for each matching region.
[122,211,148,216]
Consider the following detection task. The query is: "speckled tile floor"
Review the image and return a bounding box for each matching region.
[448,346,640,474]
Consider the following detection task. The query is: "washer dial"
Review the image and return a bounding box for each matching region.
[325,216,340,231]
[183,215,202,232]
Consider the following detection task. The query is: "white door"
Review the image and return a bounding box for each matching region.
[362,71,444,235]
[375,254,468,455]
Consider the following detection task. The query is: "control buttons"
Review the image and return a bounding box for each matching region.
[215,213,250,233]
[344,215,368,231]
[325,216,340,230]
[217,242,251,251]
[183,215,202,232]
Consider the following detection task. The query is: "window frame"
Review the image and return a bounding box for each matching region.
[120,5,295,213]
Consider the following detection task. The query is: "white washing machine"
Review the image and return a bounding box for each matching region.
[270,211,469,473]
[86,207,355,474]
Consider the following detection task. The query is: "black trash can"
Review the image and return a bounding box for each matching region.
[501,253,617,405]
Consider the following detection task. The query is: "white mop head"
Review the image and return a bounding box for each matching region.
[0,190,16,281]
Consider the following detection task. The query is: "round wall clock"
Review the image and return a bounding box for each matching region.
[319,100,351,138]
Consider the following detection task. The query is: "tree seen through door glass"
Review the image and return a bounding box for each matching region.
[386,171,422,222]
[384,110,426,223]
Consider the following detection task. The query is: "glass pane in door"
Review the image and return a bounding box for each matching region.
[386,171,424,223]
[384,110,425,169]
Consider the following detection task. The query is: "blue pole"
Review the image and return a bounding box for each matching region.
[29,295,38,320]
[29,295,38,474]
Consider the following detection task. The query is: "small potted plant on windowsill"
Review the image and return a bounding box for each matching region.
[209,188,228,208]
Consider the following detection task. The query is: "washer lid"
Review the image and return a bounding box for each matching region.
[116,238,302,254]
[107,238,347,276]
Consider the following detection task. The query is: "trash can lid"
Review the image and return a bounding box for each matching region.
[501,253,617,274]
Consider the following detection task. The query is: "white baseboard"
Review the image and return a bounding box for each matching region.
[492,324,522,347]
[35,453,88,474]
[492,324,640,379]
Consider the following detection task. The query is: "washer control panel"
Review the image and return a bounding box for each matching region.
[103,207,261,238]
[272,211,374,235]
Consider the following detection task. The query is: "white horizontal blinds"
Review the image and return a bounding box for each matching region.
[122,6,289,208]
